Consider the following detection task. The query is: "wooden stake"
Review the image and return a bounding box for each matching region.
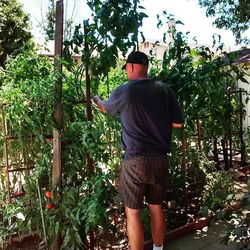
[84,20,95,250]
[1,110,11,204]
[52,1,63,249]
[182,128,187,210]
[52,0,63,191]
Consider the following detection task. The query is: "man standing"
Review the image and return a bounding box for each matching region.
[94,51,183,250]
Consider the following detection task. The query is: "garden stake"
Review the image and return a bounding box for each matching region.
[182,128,188,211]
[84,20,95,250]
[52,1,64,249]
[37,182,48,250]
[1,109,11,204]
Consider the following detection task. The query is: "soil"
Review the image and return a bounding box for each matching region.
[2,236,42,250]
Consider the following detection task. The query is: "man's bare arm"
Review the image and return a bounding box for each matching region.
[93,96,108,113]
[172,123,183,128]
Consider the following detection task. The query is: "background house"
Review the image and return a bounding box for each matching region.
[234,49,250,128]
[37,40,82,65]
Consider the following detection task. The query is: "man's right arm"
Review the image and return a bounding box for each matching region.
[93,96,108,113]
[93,85,125,116]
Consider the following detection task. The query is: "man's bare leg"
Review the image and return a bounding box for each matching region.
[148,204,165,248]
[125,206,144,250]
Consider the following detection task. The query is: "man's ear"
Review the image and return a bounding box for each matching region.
[127,63,134,73]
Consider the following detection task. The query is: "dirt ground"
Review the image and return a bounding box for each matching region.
[2,236,41,250]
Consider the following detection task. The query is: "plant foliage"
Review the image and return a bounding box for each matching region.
[198,0,250,44]
[0,3,249,249]
[0,0,32,68]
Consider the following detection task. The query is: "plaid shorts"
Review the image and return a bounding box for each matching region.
[120,155,169,209]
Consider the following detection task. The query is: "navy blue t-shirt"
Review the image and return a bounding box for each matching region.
[103,79,183,158]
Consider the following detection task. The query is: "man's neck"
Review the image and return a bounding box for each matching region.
[129,75,148,80]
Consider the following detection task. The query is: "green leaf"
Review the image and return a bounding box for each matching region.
[55,221,60,234]
[226,193,234,201]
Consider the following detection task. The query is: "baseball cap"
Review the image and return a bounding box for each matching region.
[122,51,149,69]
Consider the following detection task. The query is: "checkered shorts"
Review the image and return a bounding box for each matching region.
[120,155,169,209]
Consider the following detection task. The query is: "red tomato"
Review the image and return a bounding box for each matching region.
[45,191,52,198]
[46,203,54,209]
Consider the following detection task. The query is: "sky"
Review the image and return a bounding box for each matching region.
[19,0,249,50]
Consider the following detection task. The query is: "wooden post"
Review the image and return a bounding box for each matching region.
[52,0,63,192]
[227,90,232,169]
[83,20,95,250]
[196,117,201,151]
[52,129,62,186]
[83,22,93,123]
[213,138,219,169]
[52,1,63,249]
[181,128,187,210]
[1,110,11,204]
[83,21,94,175]
[239,89,246,166]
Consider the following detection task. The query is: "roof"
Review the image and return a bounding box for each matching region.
[223,49,250,65]
[37,40,81,58]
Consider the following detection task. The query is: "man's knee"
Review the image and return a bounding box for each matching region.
[125,206,141,218]
[148,204,163,212]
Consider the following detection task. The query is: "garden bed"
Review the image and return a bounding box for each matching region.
[2,215,212,250]
[5,178,249,250]
[2,235,42,250]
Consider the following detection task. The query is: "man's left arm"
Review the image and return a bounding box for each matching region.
[172,123,183,128]
[169,89,184,128]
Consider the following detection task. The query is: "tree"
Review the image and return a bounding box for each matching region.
[198,0,250,44]
[45,0,56,40]
[64,0,147,76]
[41,0,79,40]
[0,0,32,68]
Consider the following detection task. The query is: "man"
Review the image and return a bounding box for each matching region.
[93,51,183,250]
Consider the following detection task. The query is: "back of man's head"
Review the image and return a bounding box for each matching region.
[122,51,149,69]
